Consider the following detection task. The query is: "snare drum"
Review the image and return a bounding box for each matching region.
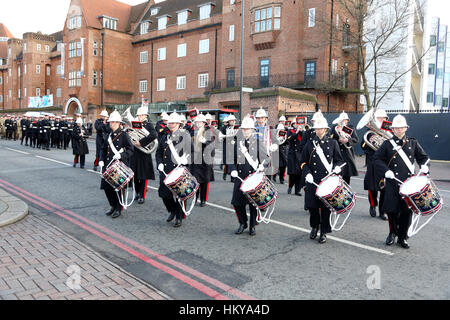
[102,160,134,191]
[240,172,278,210]
[164,166,199,202]
[316,175,355,214]
[399,174,442,216]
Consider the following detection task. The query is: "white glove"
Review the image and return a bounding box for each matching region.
[199,136,207,144]
[306,173,314,184]
[385,170,395,179]
[231,170,238,178]
[167,138,173,145]
[333,166,341,174]
[158,164,164,172]
[179,154,189,166]
[277,136,285,143]
[419,165,429,174]
[113,153,121,161]
[98,161,104,171]
[239,141,248,154]
[257,164,264,172]
[269,144,278,152]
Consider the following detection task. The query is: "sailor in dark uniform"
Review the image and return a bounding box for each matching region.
[94,110,110,171]
[72,118,89,168]
[374,115,429,249]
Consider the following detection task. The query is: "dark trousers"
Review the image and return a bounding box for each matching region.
[288,174,301,193]
[233,204,258,228]
[21,133,25,144]
[387,200,412,240]
[74,155,85,167]
[25,135,31,145]
[104,185,122,211]
[368,189,385,209]
[196,183,209,203]
[273,167,286,182]
[162,197,184,220]
[134,179,148,199]
[309,205,332,234]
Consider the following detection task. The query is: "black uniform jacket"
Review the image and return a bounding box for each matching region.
[130,120,157,180]
[229,131,270,207]
[286,127,303,175]
[361,130,380,191]
[373,136,429,213]
[329,124,359,177]
[190,125,215,184]
[300,134,345,209]
[72,125,89,155]
[100,128,135,190]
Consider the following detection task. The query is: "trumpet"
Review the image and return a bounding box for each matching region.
[122,107,158,154]
[356,108,393,151]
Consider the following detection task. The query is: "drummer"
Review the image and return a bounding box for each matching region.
[98,111,135,219]
[156,112,192,228]
[286,117,305,196]
[230,116,269,236]
[301,117,344,244]
[220,115,237,181]
[374,115,429,249]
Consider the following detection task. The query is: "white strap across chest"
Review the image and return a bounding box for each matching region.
[389,139,414,174]
[313,140,332,174]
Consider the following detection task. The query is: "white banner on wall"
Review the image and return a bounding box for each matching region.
[80,37,85,76]
[28,95,54,108]
[60,43,65,79]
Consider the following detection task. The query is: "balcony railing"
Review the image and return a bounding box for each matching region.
[208,71,360,93]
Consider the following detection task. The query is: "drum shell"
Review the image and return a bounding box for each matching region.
[240,173,278,210]
[102,160,134,191]
[399,175,443,216]
[164,167,199,202]
[315,175,355,214]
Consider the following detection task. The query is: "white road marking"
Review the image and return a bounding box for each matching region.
[35,155,72,167]
[5,147,30,155]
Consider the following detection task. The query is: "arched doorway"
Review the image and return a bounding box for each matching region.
[64,97,83,116]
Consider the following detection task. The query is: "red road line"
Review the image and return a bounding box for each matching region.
[0,178,255,300]
[0,182,231,300]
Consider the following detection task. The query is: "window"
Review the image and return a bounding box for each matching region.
[46,66,50,76]
[305,61,316,81]
[9,90,11,98]
[437,68,443,79]
[438,42,445,53]
[198,73,208,88]
[140,51,148,64]
[36,88,40,97]
[0,76,2,84]
[151,8,159,16]
[24,87,27,97]
[332,59,338,75]
[157,47,166,61]
[8,68,11,77]
[157,78,165,91]
[93,41,98,56]
[37,43,41,51]
[274,6,281,29]
[57,42,62,52]
[199,39,209,54]
[226,68,235,88]
[57,65,61,75]
[100,71,103,86]
[46,89,50,96]
[177,76,186,90]
[436,95,442,106]
[36,64,41,74]
[45,45,49,52]
[430,35,437,46]
[158,16,167,30]
[443,97,449,108]
[140,21,150,35]
[18,66,21,77]
[93,71,98,86]
[23,43,26,51]
[178,11,188,25]
[24,64,27,74]
[177,43,186,57]
[69,41,81,58]
[343,22,350,46]
[0,95,2,103]
[260,59,270,87]
[140,80,148,93]
[56,88,61,98]
[254,6,280,33]
[68,16,82,30]
[428,63,435,75]
[199,5,211,20]
[308,8,316,27]
[336,14,339,29]
[18,89,21,99]
[229,25,235,41]
[68,71,82,87]
[103,17,117,30]
[427,92,434,103]
[230,0,235,4]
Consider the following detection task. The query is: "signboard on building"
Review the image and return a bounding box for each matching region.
[28,95,54,108]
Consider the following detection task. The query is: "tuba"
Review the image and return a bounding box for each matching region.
[356,108,393,151]
[122,107,158,154]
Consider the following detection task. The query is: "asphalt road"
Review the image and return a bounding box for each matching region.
[0,138,449,300]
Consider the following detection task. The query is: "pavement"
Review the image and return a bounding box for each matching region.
[0,189,170,300]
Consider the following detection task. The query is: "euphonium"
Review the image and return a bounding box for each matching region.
[122,107,158,154]
[356,108,393,151]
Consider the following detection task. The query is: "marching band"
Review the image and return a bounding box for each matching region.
[0,105,443,250]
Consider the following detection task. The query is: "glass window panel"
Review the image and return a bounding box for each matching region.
[274,6,281,17]
[267,19,272,30]
[255,22,260,33]
[255,10,260,21]
[267,7,272,18]
[261,20,266,32]
[274,18,280,29]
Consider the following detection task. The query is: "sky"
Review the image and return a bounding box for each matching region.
[0,0,449,39]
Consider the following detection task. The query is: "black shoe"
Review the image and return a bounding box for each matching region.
[73,163,76,168]
[295,191,302,196]
[174,219,182,228]
[134,194,140,201]
[138,198,145,204]
[249,227,256,236]
[310,228,318,239]
[385,232,396,246]
[235,224,247,234]
[369,206,377,217]
[397,238,410,249]
[200,201,206,207]
[80,165,84,169]
[287,187,292,194]
[318,233,327,244]
[280,181,285,185]
[105,207,115,216]
[223,174,227,181]
[166,212,176,222]
[379,212,388,221]
[111,209,122,219]
[93,166,98,172]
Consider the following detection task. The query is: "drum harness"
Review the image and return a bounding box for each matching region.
[107,133,135,210]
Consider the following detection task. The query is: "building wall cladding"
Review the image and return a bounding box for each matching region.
[1,0,362,117]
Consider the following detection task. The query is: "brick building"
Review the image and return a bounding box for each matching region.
[1,0,362,126]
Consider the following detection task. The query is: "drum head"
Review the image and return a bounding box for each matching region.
[400,175,428,196]
[316,176,340,198]
[241,173,264,193]
[165,167,185,184]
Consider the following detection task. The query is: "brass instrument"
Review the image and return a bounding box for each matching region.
[356,108,393,151]
[122,107,158,154]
